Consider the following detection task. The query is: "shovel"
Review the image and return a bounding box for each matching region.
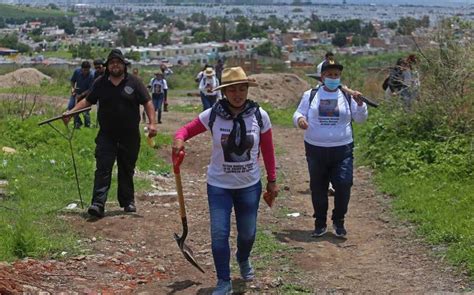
[172,150,205,273]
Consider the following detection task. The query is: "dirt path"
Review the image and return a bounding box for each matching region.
[0,103,471,294]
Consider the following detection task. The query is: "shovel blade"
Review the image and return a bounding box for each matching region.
[174,233,205,273]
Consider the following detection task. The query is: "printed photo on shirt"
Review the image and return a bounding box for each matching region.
[221,133,254,163]
[319,99,339,117]
[318,99,340,126]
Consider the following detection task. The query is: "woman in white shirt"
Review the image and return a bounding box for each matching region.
[293,60,368,238]
[198,67,222,110]
[174,67,278,294]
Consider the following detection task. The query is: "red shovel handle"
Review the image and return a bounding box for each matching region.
[172,150,185,174]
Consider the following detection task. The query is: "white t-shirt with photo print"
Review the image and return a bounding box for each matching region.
[293,87,368,147]
[198,107,272,189]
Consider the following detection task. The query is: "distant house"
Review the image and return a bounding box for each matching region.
[0,47,19,56]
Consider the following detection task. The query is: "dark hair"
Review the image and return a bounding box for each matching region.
[325,52,334,58]
[93,59,104,66]
[396,58,405,66]
[81,61,91,69]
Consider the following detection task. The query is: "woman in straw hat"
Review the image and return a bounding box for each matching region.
[173,67,279,294]
[198,66,222,111]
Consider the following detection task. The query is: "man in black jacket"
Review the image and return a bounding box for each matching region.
[64,49,157,218]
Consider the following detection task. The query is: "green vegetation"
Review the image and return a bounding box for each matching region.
[0,102,170,261]
[0,4,73,19]
[354,24,474,278]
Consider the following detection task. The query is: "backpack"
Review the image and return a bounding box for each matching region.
[208,105,263,135]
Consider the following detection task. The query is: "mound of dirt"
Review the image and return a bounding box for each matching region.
[0,68,52,88]
[248,73,310,108]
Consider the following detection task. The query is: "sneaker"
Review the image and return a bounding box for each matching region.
[212,279,232,295]
[87,204,104,218]
[239,260,255,281]
[311,225,327,237]
[333,219,347,238]
[124,203,136,213]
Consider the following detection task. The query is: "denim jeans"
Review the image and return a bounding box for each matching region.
[305,142,354,225]
[152,93,164,122]
[201,93,217,111]
[68,95,90,127]
[207,181,262,281]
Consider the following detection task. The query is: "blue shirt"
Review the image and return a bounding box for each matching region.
[70,68,95,95]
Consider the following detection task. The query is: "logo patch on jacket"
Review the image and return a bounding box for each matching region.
[124,86,134,95]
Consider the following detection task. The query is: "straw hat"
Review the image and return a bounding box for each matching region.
[212,67,258,91]
[204,67,215,76]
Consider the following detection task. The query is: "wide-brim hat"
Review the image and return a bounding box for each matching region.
[204,67,215,76]
[105,49,131,66]
[212,67,258,91]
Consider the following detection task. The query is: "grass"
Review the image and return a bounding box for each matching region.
[373,170,474,273]
[355,105,474,279]
[0,4,74,19]
[41,50,73,60]
[0,81,70,97]
[0,106,170,261]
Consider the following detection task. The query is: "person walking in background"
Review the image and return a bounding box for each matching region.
[68,60,95,129]
[149,72,168,124]
[92,58,106,128]
[402,54,420,106]
[63,49,157,218]
[173,67,278,294]
[160,63,173,112]
[195,63,210,84]
[93,58,105,80]
[215,58,224,84]
[293,60,368,238]
[199,67,221,111]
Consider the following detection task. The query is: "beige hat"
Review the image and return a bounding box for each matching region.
[212,67,258,91]
[204,67,215,76]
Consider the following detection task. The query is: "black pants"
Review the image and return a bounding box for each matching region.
[305,142,354,225]
[91,131,140,208]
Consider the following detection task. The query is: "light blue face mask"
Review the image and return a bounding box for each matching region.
[324,78,341,90]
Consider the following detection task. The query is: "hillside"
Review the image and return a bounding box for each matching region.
[0,4,74,19]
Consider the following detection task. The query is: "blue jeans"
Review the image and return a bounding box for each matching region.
[305,142,354,225]
[200,93,217,111]
[207,181,262,281]
[68,95,90,127]
[152,93,164,122]
[152,93,164,111]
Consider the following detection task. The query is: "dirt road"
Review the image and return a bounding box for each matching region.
[0,105,471,294]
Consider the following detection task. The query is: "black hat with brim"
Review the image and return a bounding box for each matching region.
[321,60,343,73]
[105,49,131,66]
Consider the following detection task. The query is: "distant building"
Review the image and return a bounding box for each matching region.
[0,47,19,56]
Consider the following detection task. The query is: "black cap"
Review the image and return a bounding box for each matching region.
[93,58,104,66]
[321,60,343,73]
[105,49,130,66]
